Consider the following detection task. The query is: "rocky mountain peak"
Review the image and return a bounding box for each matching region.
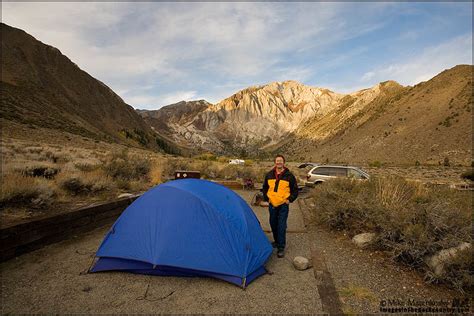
[140,64,472,162]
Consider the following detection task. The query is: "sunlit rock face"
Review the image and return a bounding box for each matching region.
[141,81,346,153]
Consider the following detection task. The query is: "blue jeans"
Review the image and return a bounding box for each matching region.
[269,203,289,250]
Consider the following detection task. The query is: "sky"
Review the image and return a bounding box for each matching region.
[2,2,472,109]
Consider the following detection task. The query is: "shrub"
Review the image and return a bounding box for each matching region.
[195,160,219,179]
[90,179,113,193]
[443,157,450,167]
[59,177,93,195]
[195,153,217,161]
[161,158,267,181]
[154,135,180,155]
[149,160,163,185]
[461,169,474,181]
[103,153,151,181]
[115,179,131,191]
[368,160,383,168]
[217,156,230,163]
[220,164,240,180]
[18,165,60,179]
[27,147,43,154]
[310,177,472,291]
[45,151,63,163]
[59,174,112,195]
[218,164,267,180]
[121,128,150,146]
[162,158,194,179]
[74,162,101,172]
[0,174,55,208]
[244,159,254,166]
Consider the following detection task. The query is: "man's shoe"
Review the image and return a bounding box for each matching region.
[277,248,285,258]
[271,242,278,248]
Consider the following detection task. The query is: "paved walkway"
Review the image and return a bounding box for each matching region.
[1,190,323,314]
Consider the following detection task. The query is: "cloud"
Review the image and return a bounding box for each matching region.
[2,2,472,108]
[126,91,198,110]
[361,34,472,87]
[361,72,376,82]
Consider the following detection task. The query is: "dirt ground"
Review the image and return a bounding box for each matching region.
[298,197,472,315]
[1,190,471,314]
[0,190,322,314]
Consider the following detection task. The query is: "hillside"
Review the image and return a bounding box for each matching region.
[2,23,470,165]
[0,23,158,149]
[144,65,472,165]
[138,100,212,154]
[284,65,473,166]
[140,81,343,155]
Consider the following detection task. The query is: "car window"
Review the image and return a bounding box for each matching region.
[312,167,330,175]
[312,167,347,176]
[348,168,364,179]
[329,167,347,177]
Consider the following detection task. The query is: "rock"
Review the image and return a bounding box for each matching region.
[259,201,269,207]
[293,256,309,270]
[141,81,345,153]
[426,242,471,277]
[352,233,376,249]
[118,193,134,199]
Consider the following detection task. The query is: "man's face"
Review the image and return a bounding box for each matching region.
[275,157,285,169]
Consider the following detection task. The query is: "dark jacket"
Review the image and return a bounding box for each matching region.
[262,167,298,207]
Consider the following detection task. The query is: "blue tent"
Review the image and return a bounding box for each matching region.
[90,179,272,287]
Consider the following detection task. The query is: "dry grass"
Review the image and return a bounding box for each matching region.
[148,158,164,185]
[310,176,473,292]
[461,169,474,181]
[57,170,114,196]
[102,150,151,181]
[338,284,378,303]
[1,173,56,208]
[1,139,165,216]
[1,138,271,221]
[163,157,268,181]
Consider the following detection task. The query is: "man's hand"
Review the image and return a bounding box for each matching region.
[285,200,290,204]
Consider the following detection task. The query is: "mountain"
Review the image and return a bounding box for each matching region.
[3,23,470,165]
[138,99,212,140]
[0,23,161,149]
[143,65,472,165]
[140,82,343,155]
[285,65,473,165]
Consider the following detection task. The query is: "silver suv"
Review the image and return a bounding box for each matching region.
[305,165,369,186]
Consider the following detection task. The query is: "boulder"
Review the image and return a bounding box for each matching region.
[352,233,376,249]
[426,242,471,277]
[293,256,309,270]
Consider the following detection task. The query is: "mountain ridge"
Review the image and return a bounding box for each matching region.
[2,23,470,165]
[141,65,472,165]
[0,22,162,150]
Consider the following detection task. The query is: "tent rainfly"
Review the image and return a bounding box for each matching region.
[90,178,272,287]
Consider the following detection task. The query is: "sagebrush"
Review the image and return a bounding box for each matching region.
[310,177,473,292]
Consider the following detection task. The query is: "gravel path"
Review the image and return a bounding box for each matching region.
[1,190,323,314]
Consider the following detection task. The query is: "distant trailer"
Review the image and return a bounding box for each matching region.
[228,159,245,165]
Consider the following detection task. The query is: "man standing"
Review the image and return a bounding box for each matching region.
[262,154,298,258]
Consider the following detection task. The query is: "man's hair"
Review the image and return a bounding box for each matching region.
[274,154,285,163]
